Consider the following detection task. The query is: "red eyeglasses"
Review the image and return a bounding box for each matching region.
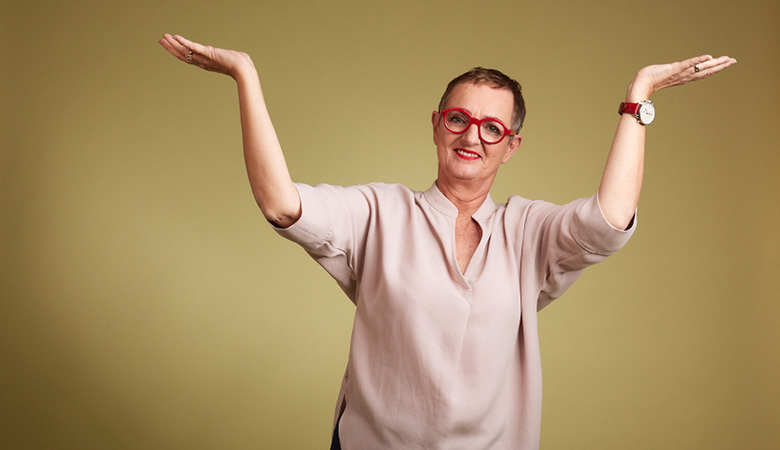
[439,108,516,145]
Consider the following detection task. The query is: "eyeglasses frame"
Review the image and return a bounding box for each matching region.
[438,107,517,145]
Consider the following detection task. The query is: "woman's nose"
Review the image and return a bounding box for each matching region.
[461,123,481,145]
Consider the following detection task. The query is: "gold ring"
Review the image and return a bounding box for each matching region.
[694,64,700,72]
[185,51,193,61]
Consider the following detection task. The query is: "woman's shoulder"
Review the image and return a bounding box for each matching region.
[296,181,418,210]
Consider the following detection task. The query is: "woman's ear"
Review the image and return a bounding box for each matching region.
[501,135,522,164]
[431,111,440,144]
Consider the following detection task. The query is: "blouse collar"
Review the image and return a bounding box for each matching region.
[423,181,498,221]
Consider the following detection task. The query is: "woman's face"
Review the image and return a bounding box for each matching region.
[432,82,521,192]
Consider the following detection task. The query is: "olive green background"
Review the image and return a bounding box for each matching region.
[2,0,778,448]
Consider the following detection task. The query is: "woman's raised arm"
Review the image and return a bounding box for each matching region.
[597,54,737,230]
[159,33,301,228]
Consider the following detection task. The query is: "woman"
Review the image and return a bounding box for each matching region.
[159,33,735,450]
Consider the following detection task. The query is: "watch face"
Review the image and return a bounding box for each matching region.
[639,102,655,124]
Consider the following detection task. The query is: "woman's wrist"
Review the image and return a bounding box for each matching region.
[231,55,258,83]
[213,48,254,80]
[625,71,655,102]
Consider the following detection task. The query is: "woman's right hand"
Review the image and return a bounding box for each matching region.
[159,33,301,226]
[158,33,254,79]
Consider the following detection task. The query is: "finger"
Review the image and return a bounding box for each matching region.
[685,54,712,73]
[173,35,209,58]
[173,35,215,67]
[160,33,192,63]
[159,40,190,64]
[694,55,737,78]
[706,55,738,71]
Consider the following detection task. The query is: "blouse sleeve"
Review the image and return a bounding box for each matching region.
[519,193,636,310]
[271,183,372,302]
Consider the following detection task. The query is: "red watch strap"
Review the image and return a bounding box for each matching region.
[619,102,640,116]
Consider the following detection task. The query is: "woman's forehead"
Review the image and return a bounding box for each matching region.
[444,82,515,120]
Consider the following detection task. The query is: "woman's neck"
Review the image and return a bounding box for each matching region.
[435,178,492,218]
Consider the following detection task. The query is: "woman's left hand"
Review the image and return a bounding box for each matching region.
[627,54,737,101]
[159,33,255,80]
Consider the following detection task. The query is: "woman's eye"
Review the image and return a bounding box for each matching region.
[484,123,502,136]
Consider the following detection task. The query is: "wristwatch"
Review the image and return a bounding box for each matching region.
[618,100,655,125]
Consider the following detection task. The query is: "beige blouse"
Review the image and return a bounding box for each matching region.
[275,181,635,450]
